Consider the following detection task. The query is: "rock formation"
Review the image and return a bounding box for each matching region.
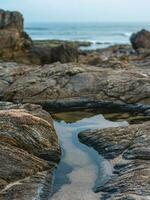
[0,9,23,29]
[0,102,61,199]
[51,43,79,63]
[0,9,79,64]
[2,62,150,108]
[0,9,34,63]
[130,29,150,54]
[79,122,150,199]
[0,61,36,99]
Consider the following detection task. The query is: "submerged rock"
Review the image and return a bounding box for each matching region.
[79,122,150,199]
[0,102,61,199]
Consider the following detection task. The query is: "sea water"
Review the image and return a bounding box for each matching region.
[25,22,150,49]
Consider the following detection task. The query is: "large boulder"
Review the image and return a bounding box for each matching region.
[0,102,61,199]
[32,43,79,64]
[0,9,34,63]
[51,43,79,63]
[130,29,150,53]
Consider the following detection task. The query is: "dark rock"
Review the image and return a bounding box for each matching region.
[51,44,79,63]
[32,43,79,64]
[0,9,23,30]
[31,46,52,64]
[130,29,150,53]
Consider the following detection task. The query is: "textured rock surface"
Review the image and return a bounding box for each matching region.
[80,44,135,65]
[0,61,36,99]
[130,29,150,53]
[2,62,150,106]
[0,101,54,129]
[0,102,61,199]
[0,9,23,29]
[31,43,79,65]
[0,10,34,63]
[50,43,79,63]
[79,122,150,199]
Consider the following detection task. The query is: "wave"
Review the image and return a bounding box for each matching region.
[120,32,132,37]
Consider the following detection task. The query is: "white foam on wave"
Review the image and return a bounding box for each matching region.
[122,32,132,37]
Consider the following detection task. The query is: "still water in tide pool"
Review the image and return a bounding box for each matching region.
[50,113,128,200]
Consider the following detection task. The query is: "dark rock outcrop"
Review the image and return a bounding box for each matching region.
[79,122,150,199]
[130,29,150,53]
[0,9,23,30]
[51,43,78,63]
[0,102,61,199]
[32,43,79,64]
[0,9,35,64]
[2,62,150,107]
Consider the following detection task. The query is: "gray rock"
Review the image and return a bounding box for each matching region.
[2,62,150,106]
[130,29,150,53]
[79,122,150,199]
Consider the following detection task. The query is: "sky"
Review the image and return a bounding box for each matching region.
[1,0,150,23]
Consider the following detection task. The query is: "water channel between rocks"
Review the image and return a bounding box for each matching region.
[50,112,128,200]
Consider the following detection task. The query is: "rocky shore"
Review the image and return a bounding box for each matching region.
[1,61,150,113]
[0,9,78,65]
[0,9,150,200]
[79,122,150,199]
[0,102,61,200]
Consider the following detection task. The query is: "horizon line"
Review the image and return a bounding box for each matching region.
[25,21,150,24]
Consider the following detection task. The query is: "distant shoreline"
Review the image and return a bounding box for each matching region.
[33,39,131,51]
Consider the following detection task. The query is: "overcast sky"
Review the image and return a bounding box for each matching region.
[1,0,150,23]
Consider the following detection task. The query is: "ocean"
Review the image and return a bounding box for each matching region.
[25,22,150,49]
